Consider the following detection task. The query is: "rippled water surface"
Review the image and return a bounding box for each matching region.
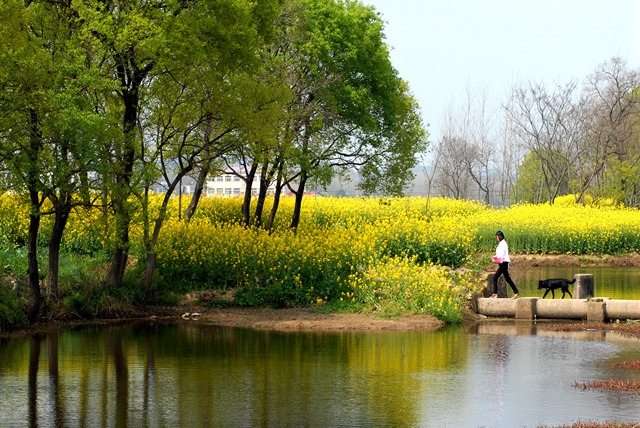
[500,266,640,299]
[1,321,640,427]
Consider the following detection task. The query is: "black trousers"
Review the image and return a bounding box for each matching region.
[493,262,519,295]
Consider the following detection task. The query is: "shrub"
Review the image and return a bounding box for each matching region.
[346,256,482,324]
[0,285,28,331]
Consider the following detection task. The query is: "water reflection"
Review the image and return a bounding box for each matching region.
[487,334,508,421]
[508,266,640,299]
[1,321,640,427]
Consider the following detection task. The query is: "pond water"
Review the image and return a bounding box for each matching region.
[1,321,640,427]
[499,266,640,299]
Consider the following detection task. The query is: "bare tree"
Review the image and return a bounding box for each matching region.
[431,85,497,202]
[460,85,496,204]
[432,107,471,198]
[496,112,524,206]
[504,80,582,204]
[581,57,640,206]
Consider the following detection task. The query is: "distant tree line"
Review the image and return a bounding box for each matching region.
[0,0,428,320]
[427,57,640,208]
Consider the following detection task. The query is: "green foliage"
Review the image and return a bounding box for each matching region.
[0,246,44,330]
[514,151,570,204]
[0,285,28,331]
[234,281,310,308]
[53,257,144,318]
[347,257,482,324]
[319,295,365,314]
[198,297,235,309]
[597,157,640,208]
[58,282,141,318]
[260,0,428,201]
[57,251,111,285]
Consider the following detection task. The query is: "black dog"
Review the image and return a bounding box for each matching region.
[538,278,575,299]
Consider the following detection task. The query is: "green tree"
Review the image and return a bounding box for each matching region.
[514,150,571,204]
[0,1,44,320]
[69,0,283,289]
[69,0,161,289]
[134,0,285,293]
[246,0,428,231]
[0,0,103,317]
[514,152,546,204]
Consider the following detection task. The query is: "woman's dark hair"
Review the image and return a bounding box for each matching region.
[495,230,505,241]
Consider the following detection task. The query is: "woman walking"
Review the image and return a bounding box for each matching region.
[491,230,519,299]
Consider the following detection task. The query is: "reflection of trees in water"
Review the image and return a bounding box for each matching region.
[489,335,509,420]
[13,324,473,427]
[110,330,128,428]
[9,322,640,426]
[28,334,63,427]
[28,335,40,427]
[47,334,62,427]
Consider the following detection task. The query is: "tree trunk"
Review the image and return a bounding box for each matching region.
[105,56,152,288]
[253,161,273,227]
[266,168,284,234]
[143,251,156,296]
[184,171,206,223]
[143,214,167,295]
[47,205,70,298]
[242,163,258,226]
[289,171,308,231]
[184,150,212,223]
[105,240,129,288]
[105,192,131,289]
[26,108,42,322]
[27,202,42,323]
[143,174,185,294]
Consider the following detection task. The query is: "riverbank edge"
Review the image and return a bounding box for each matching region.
[3,253,640,338]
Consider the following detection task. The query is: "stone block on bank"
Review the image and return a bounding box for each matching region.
[515,297,538,320]
[573,274,594,299]
[587,300,606,322]
[605,299,640,321]
[536,299,587,319]
[477,297,516,317]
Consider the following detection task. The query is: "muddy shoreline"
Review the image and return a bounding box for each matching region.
[3,253,640,338]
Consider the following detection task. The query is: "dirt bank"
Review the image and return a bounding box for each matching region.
[182,307,445,332]
[195,253,640,331]
[3,253,639,338]
[510,253,640,268]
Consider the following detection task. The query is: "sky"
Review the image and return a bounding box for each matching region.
[363,0,640,148]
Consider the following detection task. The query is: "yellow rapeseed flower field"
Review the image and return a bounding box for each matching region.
[2,193,640,322]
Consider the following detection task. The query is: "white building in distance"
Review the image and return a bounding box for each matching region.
[206,171,277,197]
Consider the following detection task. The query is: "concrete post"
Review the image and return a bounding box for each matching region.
[587,299,606,322]
[486,273,506,298]
[573,274,594,299]
[516,297,537,320]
